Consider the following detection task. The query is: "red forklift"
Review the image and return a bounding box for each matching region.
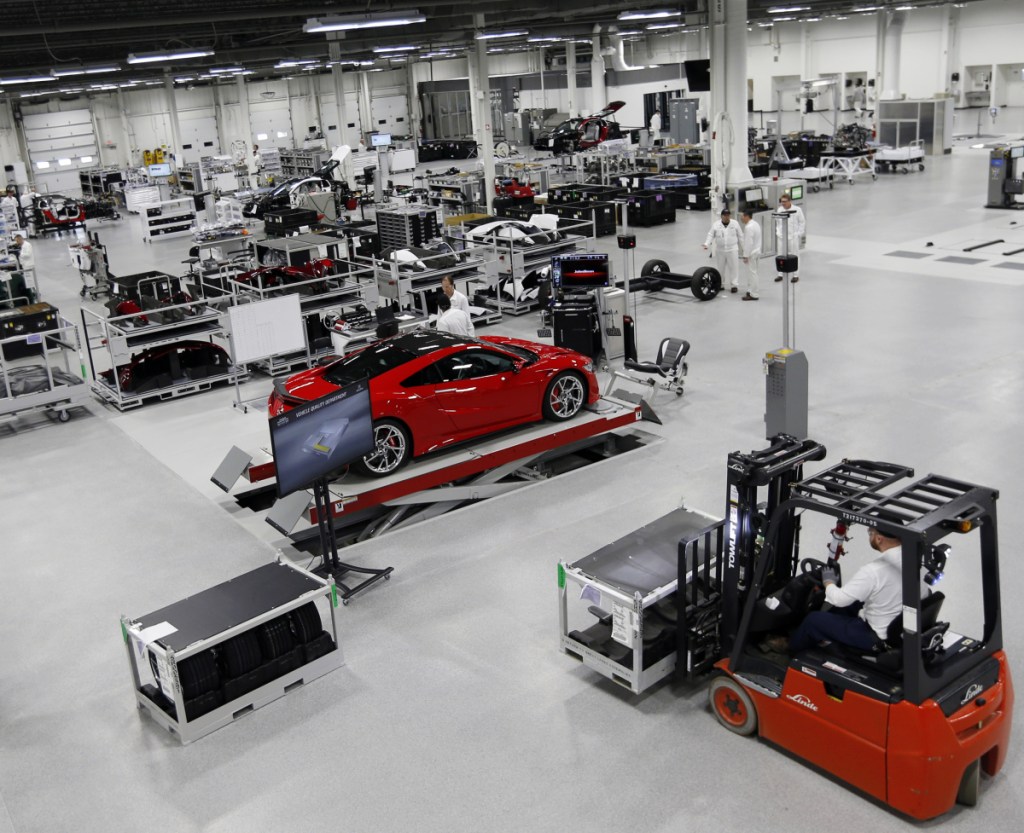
[678,435,1013,820]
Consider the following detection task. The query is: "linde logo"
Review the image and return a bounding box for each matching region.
[961,683,984,705]
[786,693,819,712]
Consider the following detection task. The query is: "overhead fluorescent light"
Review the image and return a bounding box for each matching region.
[373,45,418,53]
[851,5,880,10]
[768,5,810,12]
[528,36,565,43]
[276,59,318,69]
[58,158,72,166]
[475,30,528,40]
[209,66,244,74]
[128,49,213,64]
[0,75,51,85]
[256,133,268,140]
[646,22,684,30]
[36,161,51,169]
[618,10,680,21]
[52,64,120,78]
[304,12,425,33]
[80,156,94,163]
[276,131,288,138]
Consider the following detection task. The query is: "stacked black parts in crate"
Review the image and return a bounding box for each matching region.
[264,207,320,236]
[145,602,335,723]
[376,205,441,249]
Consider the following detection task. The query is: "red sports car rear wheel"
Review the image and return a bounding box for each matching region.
[356,419,410,477]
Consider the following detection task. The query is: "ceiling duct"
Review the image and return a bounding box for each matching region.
[604,25,643,71]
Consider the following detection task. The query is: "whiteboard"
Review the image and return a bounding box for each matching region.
[228,295,305,364]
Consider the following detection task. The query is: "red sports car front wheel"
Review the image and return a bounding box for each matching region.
[543,372,586,421]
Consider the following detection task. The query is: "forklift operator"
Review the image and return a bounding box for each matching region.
[775,525,917,654]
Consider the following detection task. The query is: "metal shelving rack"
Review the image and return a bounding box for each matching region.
[376,204,443,250]
[227,259,381,375]
[425,172,485,216]
[142,198,196,241]
[81,300,244,410]
[279,148,332,178]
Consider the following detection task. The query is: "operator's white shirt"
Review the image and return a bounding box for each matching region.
[743,219,762,257]
[824,547,930,638]
[448,288,471,315]
[16,239,34,271]
[436,307,474,338]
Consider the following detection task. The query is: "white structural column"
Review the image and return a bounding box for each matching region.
[939,5,960,98]
[237,75,253,144]
[880,12,906,100]
[709,0,752,208]
[472,15,495,214]
[358,72,373,141]
[407,61,422,142]
[163,76,184,163]
[566,41,577,117]
[328,45,349,147]
[590,27,606,113]
[116,88,134,167]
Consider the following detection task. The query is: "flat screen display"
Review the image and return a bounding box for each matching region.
[1012,146,1024,159]
[148,163,172,177]
[744,188,764,203]
[370,132,392,147]
[683,59,711,93]
[268,379,375,498]
[789,185,804,200]
[551,252,611,289]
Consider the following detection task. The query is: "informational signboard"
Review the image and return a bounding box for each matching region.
[227,295,305,364]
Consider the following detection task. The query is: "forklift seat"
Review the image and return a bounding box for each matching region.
[881,590,945,649]
[848,591,946,673]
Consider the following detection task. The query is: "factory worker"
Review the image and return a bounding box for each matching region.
[774,193,805,284]
[702,208,743,294]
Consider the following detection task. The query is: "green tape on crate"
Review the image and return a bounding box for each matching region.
[557,562,565,588]
[120,620,128,642]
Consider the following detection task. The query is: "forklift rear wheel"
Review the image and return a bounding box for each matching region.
[691,266,721,301]
[956,758,981,806]
[710,676,758,736]
[641,259,670,277]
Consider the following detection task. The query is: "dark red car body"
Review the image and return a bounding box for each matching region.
[268,331,599,464]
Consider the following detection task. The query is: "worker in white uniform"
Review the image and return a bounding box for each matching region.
[702,208,743,294]
[247,143,263,187]
[1,187,17,217]
[19,189,38,237]
[12,233,35,299]
[774,193,805,284]
[649,109,662,146]
[739,210,762,301]
[441,274,470,315]
[435,294,474,337]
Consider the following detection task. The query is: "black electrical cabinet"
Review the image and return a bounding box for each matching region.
[552,297,601,359]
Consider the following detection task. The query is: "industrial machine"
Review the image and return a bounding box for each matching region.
[675,436,1013,820]
[985,144,1024,210]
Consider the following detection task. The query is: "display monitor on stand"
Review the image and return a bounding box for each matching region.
[550,252,611,293]
[268,379,393,599]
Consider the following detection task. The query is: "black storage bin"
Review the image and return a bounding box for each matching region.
[675,187,712,211]
[0,302,60,360]
[264,207,318,236]
[547,186,587,205]
[578,184,625,202]
[625,191,676,226]
[663,165,712,188]
[558,202,618,237]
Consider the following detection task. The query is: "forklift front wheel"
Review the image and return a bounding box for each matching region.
[710,676,758,736]
[956,758,981,807]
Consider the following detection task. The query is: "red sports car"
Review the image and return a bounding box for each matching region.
[268,330,599,477]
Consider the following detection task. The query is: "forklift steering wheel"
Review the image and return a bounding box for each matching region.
[800,558,828,582]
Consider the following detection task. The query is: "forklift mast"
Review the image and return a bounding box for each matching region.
[720,436,826,655]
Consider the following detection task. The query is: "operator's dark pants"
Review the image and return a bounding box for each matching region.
[789,603,878,653]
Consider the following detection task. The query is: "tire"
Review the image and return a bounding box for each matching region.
[258,616,296,659]
[57,409,70,423]
[641,258,670,278]
[542,371,587,421]
[812,185,820,193]
[177,650,220,699]
[356,418,411,477]
[956,758,980,807]
[290,603,323,644]
[222,631,263,678]
[710,676,758,736]
[691,266,721,300]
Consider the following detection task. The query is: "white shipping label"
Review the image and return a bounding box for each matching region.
[611,601,636,647]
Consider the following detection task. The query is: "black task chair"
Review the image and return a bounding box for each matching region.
[605,337,690,400]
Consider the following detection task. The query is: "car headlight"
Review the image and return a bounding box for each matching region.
[581,361,594,373]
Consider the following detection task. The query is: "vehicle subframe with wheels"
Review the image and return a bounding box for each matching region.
[680,435,1012,820]
[630,259,722,301]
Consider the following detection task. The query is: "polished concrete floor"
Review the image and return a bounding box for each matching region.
[2,140,1024,833]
